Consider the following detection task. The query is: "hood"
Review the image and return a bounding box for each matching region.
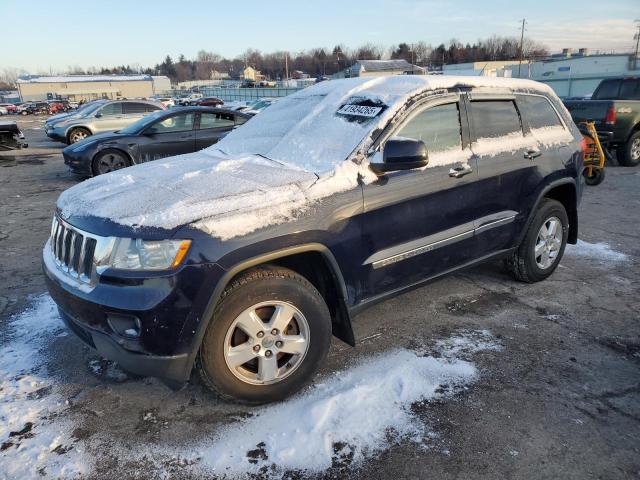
[64,131,125,151]
[57,149,318,236]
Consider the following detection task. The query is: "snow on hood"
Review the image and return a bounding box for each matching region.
[57,76,555,239]
[57,151,318,235]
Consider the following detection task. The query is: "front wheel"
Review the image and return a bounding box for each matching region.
[506,199,569,283]
[68,127,91,144]
[92,150,130,175]
[197,266,332,404]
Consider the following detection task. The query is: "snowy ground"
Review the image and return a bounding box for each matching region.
[1,122,639,479]
[0,294,503,478]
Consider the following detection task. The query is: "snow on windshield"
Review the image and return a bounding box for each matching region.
[211,76,432,173]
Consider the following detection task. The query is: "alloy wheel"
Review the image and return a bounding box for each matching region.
[70,130,88,143]
[96,152,127,174]
[631,138,640,161]
[534,216,563,269]
[223,301,310,385]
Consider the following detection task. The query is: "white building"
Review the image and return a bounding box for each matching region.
[334,59,426,79]
[151,76,171,94]
[443,60,528,77]
[509,53,640,98]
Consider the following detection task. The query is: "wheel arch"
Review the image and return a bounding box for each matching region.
[522,179,578,245]
[185,243,355,380]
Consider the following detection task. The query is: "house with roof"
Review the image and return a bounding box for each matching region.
[333,59,426,79]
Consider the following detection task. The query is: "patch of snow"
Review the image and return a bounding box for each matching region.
[565,240,628,263]
[432,330,503,359]
[0,295,88,479]
[472,126,573,158]
[195,331,501,477]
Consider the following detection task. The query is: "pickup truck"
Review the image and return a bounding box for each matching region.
[564,77,640,166]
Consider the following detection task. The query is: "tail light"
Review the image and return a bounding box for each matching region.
[580,137,588,161]
[604,106,617,125]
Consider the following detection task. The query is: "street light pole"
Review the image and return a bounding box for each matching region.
[634,19,640,70]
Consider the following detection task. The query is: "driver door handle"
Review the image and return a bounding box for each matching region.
[449,164,473,178]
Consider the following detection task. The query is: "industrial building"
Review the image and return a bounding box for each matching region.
[16,74,171,102]
[334,59,426,78]
[442,60,527,77]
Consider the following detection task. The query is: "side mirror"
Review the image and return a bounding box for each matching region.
[370,138,429,174]
[94,112,102,118]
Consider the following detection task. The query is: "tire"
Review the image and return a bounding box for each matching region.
[197,266,332,404]
[92,150,131,176]
[583,167,605,186]
[68,127,91,144]
[506,199,569,283]
[619,131,640,167]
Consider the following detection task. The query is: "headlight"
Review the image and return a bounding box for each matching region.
[108,238,191,271]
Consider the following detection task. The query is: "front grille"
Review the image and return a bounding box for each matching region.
[51,216,98,283]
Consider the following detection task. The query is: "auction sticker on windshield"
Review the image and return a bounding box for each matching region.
[337,104,383,118]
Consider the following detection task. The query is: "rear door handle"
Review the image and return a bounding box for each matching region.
[524,149,542,160]
[449,164,473,178]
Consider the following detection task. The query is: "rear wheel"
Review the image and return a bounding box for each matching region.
[197,266,332,404]
[92,150,130,175]
[506,199,569,283]
[68,127,91,144]
[618,131,640,167]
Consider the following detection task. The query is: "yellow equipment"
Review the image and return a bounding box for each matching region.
[579,121,607,186]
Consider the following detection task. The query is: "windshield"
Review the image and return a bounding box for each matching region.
[118,110,168,135]
[212,85,388,173]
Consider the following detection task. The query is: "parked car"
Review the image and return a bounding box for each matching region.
[44,99,165,144]
[0,121,28,150]
[564,76,640,166]
[0,106,7,115]
[63,107,250,175]
[44,76,583,403]
[176,93,203,106]
[154,97,175,108]
[0,103,17,114]
[48,99,72,114]
[17,101,49,115]
[258,80,277,88]
[191,97,224,107]
[237,98,279,115]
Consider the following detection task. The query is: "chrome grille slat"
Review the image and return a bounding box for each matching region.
[49,216,106,285]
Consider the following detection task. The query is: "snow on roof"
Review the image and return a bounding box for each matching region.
[214,75,555,171]
[17,74,152,84]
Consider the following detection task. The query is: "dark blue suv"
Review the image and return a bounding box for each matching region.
[43,76,584,403]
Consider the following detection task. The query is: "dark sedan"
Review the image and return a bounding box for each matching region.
[62,107,250,176]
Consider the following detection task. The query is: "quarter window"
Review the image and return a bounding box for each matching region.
[394,103,462,152]
[199,112,235,129]
[517,95,563,129]
[470,100,521,139]
[146,113,195,134]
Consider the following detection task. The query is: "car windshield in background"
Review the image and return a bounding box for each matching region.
[118,110,168,135]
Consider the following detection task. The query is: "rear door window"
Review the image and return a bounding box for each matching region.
[99,103,122,116]
[619,79,640,100]
[470,100,522,139]
[123,102,149,114]
[199,112,235,129]
[517,95,563,129]
[593,79,621,99]
[394,102,462,153]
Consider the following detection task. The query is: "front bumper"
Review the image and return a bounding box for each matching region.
[62,148,93,175]
[45,125,67,142]
[42,238,223,386]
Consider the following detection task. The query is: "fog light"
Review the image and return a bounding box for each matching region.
[107,314,142,338]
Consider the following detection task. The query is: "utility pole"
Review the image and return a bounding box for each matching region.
[634,19,640,70]
[284,52,289,83]
[518,18,526,78]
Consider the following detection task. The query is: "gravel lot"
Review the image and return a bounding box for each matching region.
[1,116,639,479]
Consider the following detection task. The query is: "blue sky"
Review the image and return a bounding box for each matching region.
[3,0,638,73]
